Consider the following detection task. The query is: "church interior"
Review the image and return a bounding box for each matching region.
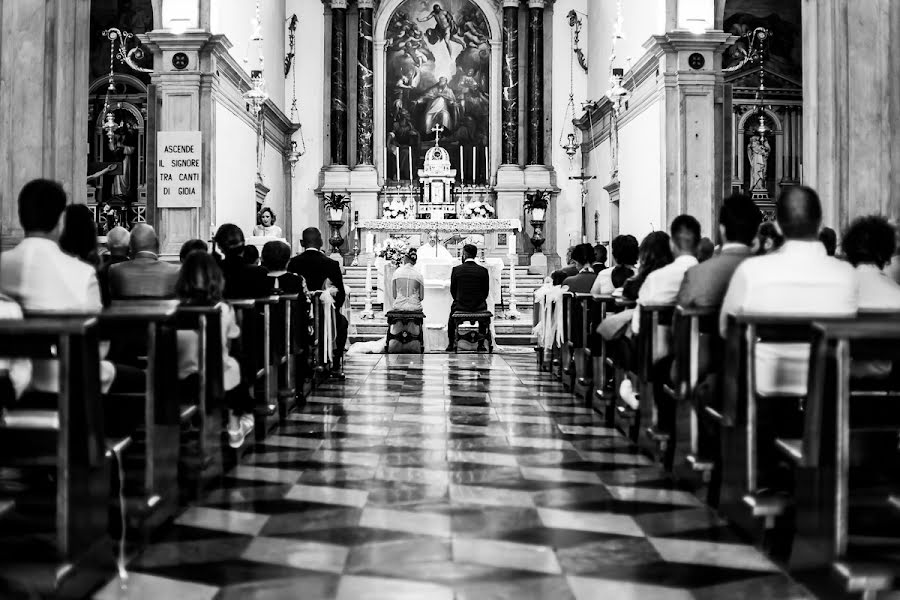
[0,0,899,598]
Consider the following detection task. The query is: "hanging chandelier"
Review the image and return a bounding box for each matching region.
[242,0,268,117]
[284,14,306,177]
[752,29,773,136]
[559,11,585,162]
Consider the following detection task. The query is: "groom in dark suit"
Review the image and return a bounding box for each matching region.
[447,244,490,351]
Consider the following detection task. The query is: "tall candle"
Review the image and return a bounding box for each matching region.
[383,147,387,181]
[472,146,477,183]
[485,147,489,182]
[459,146,465,182]
[509,256,518,313]
[408,146,413,181]
[395,151,400,182]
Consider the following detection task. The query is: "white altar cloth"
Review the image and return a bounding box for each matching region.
[358,218,522,234]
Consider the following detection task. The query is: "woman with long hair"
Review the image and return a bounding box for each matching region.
[59,204,100,267]
[175,250,254,448]
[622,231,674,301]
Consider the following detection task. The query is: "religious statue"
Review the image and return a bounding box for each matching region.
[747,134,770,191]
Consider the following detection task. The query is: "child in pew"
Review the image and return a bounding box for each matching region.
[175,251,255,449]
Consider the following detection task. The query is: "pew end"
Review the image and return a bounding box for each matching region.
[833,561,895,600]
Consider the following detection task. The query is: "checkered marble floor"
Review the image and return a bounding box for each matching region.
[94,354,813,599]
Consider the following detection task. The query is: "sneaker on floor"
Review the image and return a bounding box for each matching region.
[619,379,640,410]
[227,415,255,449]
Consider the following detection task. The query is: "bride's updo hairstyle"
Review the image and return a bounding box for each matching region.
[404,248,418,265]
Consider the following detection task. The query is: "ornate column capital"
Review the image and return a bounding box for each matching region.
[357,0,374,8]
[502,0,522,7]
[527,0,546,9]
[331,0,348,8]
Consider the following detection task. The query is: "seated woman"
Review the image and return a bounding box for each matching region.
[262,240,307,294]
[392,248,424,311]
[591,234,639,295]
[252,207,283,238]
[175,250,254,449]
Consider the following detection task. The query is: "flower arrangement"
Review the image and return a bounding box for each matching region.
[382,197,411,220]
[462,198,496,220]
[376,236,410,266]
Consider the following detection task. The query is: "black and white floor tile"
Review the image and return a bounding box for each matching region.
[94,354,813,599]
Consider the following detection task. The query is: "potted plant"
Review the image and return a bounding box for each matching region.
[323,193,351,221]
[523,191,550,221]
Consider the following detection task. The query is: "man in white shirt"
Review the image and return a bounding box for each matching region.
[632,215,701,334]
[719,186,858,395]
[0,179,117,393]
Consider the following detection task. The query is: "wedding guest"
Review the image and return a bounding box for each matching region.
[819,226,837,257]
[562,243,597,293]
[591,234,638,295]
[175,250,254,448]
[592,244,608,273]
[179,239,208,263]
[697,237,715,263]
[842,215,900,310]
[252,207,283,238]
[243,244,260,266]
[621,232,673,301]
[108,223,179,300]
[59,204,100,267]
[214,224,273,299]
[98,226,130,306]
[261,240,305,294]
[720,186,857,396]
[752,221,784,255]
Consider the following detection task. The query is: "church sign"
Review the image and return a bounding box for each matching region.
[157,131,202,207]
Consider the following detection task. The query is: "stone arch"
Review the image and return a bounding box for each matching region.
[738,106,782,133]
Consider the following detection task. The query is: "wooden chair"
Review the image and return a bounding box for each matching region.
[385,310,426,354]
[0,318,112,598]
[451,311,493,353]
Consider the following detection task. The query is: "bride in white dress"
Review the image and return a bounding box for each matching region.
[392,249,424,311]
[348,248,425,354]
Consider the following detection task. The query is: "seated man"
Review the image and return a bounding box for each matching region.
[592,244,608,273]
[632,215,701,335]
[108,223,179,300]
[261,240,306,295]
[287,227,348,377]
[214,224,274,299]
[550,246,578,286]
[98,225,130,306]
[561,243,597,293]
[720,186,857,396]
[0,179,141,395]
[447,243,490,351]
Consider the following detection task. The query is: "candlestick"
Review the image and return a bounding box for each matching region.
[507,255,521,320]
[485,147,489,182]
[383,147,387,181]
[361,259,375,319]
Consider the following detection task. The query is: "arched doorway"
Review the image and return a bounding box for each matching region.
[87,0,154,234]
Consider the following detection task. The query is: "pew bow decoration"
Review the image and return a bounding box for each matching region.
[319,291,337,364]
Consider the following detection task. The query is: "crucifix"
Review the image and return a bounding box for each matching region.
[568,171,596,243]
[431,124,445,146]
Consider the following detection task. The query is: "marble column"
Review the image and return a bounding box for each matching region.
[803,0,900,225]
[330,0,348,165]
[526,0,544,165]
[0,0,91,247]
[501,0,520,166]
[356,0,374,165]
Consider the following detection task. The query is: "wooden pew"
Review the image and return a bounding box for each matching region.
[0,318,112,598]
[615,304,674,459]
[718,314,820,540]
[665,305,719,491]
[227,298,274,441]
[95,301,181,530]
[585,294,618,421]
[174,305,224,495]
[561,292,577,392]
[274,293,300,418]
[779,319,900,595]
[570,293,597,406]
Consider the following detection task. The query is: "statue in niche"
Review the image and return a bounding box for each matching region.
[747,134,771,191]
